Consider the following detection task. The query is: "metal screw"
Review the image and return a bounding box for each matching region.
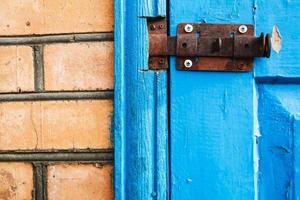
[150,24,156,30]
[184,24,194,33]
[238,25,248,34]
[184,59,193,68]
[159,58,164,64]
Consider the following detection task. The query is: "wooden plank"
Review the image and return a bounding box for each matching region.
[254,0,300,82]
[257,85,300,199]
[140,0,166,17]
[295,115,300,199]
[114,0,168,199]
[170,0,255,199]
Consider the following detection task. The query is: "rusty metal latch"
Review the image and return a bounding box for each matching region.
[148,18,271,72]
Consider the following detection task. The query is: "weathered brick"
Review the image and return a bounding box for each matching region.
[44,42,114,91]
[0,100,113,150]
[0,0,113,35]
[0,163,33,200]
[0,46,34,93]
[47,163,113,200]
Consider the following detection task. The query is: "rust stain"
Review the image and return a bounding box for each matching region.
[0,170,17,200]
[271,26,282,53]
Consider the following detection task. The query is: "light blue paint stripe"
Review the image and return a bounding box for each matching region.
[294,115,300,199]
[114,0,126,199]
[155,72,169,200]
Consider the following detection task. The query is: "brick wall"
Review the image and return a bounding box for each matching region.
[0,1,114,199]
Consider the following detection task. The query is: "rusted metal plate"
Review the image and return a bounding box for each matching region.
[148,18,169,70]
[176,24,255,72]
[148,21,271,71]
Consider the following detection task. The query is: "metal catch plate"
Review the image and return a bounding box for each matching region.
[176,24,254,72]
[148,18,169,70]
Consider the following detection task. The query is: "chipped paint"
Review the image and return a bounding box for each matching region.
[271,26,282,53]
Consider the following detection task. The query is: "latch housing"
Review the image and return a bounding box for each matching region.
[148,18,271,71]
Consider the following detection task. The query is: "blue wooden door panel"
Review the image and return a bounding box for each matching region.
[114,0,300,199]
[114,0,168,199]
[295,116,300,198]
[169,0,300,200]
[170,1,255,199]
[255,0,300,81]
[254,1,300,200]
[257,85,300,199]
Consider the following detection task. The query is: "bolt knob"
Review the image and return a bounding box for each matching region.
[264,34,271,58]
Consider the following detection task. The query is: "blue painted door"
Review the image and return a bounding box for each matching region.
[169,0,300,199]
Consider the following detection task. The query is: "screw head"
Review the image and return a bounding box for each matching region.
[159,58,164,64]
[184,24,194,33]
[238,25,248,34]
[184,59,193,68]
[150,24,156,30]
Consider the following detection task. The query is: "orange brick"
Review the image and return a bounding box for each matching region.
[0,100,113,150]
[0,0,113,36]
[0,46,34,93]
[0,163,33,200]
[44,42,114,91]
[47,164,113,200]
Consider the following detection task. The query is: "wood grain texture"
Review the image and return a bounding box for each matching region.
[295,115,300,199]
[170,0,255,199]
[114,0,168,199]
[140,0,166,17]
[254,0,300,82]
[258,85,300,200]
